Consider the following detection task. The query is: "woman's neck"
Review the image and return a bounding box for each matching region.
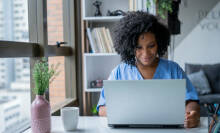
[136,57,159,71]
[135,58,160,79]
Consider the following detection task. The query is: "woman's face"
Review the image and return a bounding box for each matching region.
[135,32,158,67]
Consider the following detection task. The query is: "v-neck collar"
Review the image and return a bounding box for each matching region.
[135,58,161,80]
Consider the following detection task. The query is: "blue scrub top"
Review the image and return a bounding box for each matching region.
[97,58,199,111]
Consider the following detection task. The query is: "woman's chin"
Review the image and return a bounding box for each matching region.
[140,61,152,66]
[140,57,158,66]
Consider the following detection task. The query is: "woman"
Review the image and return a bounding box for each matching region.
[97,11,200,128]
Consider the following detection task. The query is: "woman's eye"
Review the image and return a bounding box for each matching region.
[149,44,155,48]
[136,46,142,49]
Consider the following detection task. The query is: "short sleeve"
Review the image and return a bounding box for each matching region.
[176,64,199,101]
[96,66,119,112]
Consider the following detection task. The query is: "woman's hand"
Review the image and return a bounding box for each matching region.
[185,101,200,128]
[184,110,200,128]
[99,106,107,117]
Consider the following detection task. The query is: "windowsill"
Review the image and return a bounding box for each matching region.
[51,98,77,114]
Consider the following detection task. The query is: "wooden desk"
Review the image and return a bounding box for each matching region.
[25,116,208,133]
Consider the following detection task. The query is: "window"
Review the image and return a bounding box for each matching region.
[0,0,76,132]
[14,10,19,14]
[49,56,66,107]
[47,0,66,108]
[0,0,28,42]
[14,4,22,7]
[0,58,30,133]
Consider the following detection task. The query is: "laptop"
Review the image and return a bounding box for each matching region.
[104,79,186,128]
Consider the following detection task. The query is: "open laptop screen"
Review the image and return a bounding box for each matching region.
[104,79,186,127]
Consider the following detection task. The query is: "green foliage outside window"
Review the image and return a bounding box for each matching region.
[146,0,173,19]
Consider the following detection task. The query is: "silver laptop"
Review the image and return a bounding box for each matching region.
[104,79,186,128]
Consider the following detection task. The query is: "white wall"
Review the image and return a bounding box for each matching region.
[172,0,220,70]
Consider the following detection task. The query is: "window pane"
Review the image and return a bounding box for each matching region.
[47,0,64,46]
[0,58,30,132]
[0,0,29,42]
[48,56,66,108]
[47,0,66,108]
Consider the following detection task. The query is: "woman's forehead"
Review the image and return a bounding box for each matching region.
[139,32,156,41]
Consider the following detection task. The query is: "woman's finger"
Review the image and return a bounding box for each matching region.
[184,119,199,128]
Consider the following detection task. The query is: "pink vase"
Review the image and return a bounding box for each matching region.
[31,95,51,133]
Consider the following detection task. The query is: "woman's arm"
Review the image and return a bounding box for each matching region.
[99,106,107,116]
[185,101,200,128]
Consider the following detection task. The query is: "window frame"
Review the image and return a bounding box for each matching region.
[0,0,77,123]
[29,0,77,110]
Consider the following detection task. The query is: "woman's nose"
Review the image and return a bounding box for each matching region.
[142,48,149,56]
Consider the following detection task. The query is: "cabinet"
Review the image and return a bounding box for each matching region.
[81,0,129,93]
[81,0,152,115]
[83,53,120,92]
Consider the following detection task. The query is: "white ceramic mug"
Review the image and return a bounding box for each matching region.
[61,107,79,131]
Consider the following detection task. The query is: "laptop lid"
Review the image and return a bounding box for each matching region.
[104,79,186,126]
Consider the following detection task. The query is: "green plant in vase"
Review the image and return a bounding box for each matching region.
[32,57,60,95]
[31,57,60,133]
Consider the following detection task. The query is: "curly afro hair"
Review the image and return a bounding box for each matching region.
[113,11,170,66]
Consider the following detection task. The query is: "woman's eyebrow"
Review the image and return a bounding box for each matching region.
[146,41,155,44]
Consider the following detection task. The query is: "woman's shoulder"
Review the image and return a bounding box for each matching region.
[109,62,134,80]
[159,58,185,78]
[160,58,180,68]
[112,62,134,72]
[159,58,182,72]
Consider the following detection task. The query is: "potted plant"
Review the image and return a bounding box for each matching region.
[91,104,98,116]
[146,0,173,19]
[31,57,60,133]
